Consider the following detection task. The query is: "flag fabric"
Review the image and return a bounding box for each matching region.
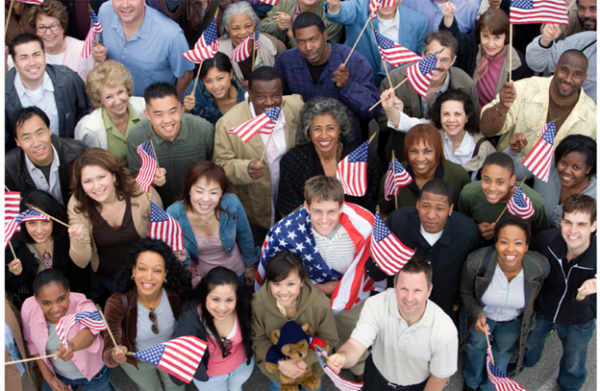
[16,0,44,4]
[82,11,102,59]
[522,121,556,183]
[384,159,413,201]
[230,26,260,62]
[510,0,569,25]
[336,140,370,197]
[91,10,103,33]
[5,210,50,249]
[5,191,21,232]
[374,30,422,68]
[487,350,528,391]
[406,52,438,98]
[314,345,363,391]
[135,140,158,193]
[132,336,208,384]
[227,107,281,143]
[182,18,220,63]
[149,202,184,252]
[55,311,106,350]
[371,212,416,276]
[255,204,386,312]
[368,0,395,19]
[258,0,280,5]
[506,185,535,220]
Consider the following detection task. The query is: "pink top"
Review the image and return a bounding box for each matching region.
[61,36,97,82]
[476,53,505,109]
[206,316,246,377]
[194,231,245,277]
[292,1,302,23]
[21,293,105,381]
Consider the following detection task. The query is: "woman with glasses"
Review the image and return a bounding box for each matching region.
[102,238,192,391]
[170,267,254,391]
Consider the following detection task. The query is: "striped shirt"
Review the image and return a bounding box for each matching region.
[312,225,356,275]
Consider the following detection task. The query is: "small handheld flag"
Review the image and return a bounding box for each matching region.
[230,26,260,63]
[374,30,422,68]
[183,18,220,63]
[5,191,21,231]
[384,159,413,201]
[510,0,569,25]
[227,107,281,143]
[487,350,528,391]
[258,0,280,5]
[506,185,535,220]
[521,121,556,183]
[5,210,50,249]
[406,52,438,98]
[135,140,158,193]
[149,201,184,252]
[56,311,107,351]
[336,140,370,197]
[314,346,363,391]
[368,0,395,19]
[16,0,44,4]
[371,212,416,276]
[82,11,102,59]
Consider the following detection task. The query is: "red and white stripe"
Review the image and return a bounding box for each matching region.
[157,337,207,383]
[406,62,433,98]
[227,113,276,143]
[230,34,255,63]
[510,0,569,25]
[522,140,553,183]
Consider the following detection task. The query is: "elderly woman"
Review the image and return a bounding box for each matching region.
[460,217,549,391]
[103,238,192,391]
[75,61,145,164]
[278,97,380,215]
[29,0,96,81]
[505,134,597,228]
[440,6,533,108]
[218,2,279,89]
[377,123,471,217]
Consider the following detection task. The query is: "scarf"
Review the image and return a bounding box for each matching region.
[475,45,507,81]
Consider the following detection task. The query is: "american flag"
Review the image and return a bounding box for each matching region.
[406,52,438,98]
[510,0,569,25]
[16,0,44,4]
[230,26,260,63]
[149,201,184,252]
[368,0,396,19]
[91,10,103,33]
[487,350,528,391]
[5,209,50,249]
[336,140,370,197]
[228,107,281,143]
[384,158,413,201]
[5,191,21,232]
[314,345,363,391]
[183,18,220,64]
[371,212,416,276]
[506,185,535,220]
[82,11,102,59]
[522,121,556,183]
[56,311,106,351]
[258,0,280,5]
[374,30,422,68]
[256,204,386,312]
[135,140,158,193]
[132,336,208,384]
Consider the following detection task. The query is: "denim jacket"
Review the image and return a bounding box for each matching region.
[166,193,259,268]
[182,79,247,125]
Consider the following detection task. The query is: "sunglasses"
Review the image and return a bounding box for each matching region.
[222,339,232,359]
[149,311,159,334]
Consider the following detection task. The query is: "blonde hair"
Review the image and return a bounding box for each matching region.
[304,176,345,207]
[85,61,134,108]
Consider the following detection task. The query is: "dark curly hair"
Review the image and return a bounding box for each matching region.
[430,89,480,135]
[494,216,532,246]
[114,238,192,298]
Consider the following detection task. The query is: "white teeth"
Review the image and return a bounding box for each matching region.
[319,141,332,147]
[505,255,516,261]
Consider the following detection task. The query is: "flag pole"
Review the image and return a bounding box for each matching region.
[567,0,577,11]
[5,0,15,38]
[251,31,257,72]
[88,4,98,46]
[259,131,274,165]
[5,185,10,191]
[369,20,393,88]
[147,135,160,171]
[392,150,398,210]
[5,354,57,365]
[191,62,204,97]
[343,17,372,67]
[485,336,495,366]
[8,242,17,261]
[369,79,407,111]
[508,24,513,82]
[96,304,130,355]
[494,175,527,223]
[25,204,71,228]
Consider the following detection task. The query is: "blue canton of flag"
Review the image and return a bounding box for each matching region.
[135,344,166,366]
[418,53,437,75]
[375,31,395,50]
[506,185,535,220]
[265,107,281,123]
[541,121,556,143]
[512,0,533,9]
[336,140,370,196]
[149,202,184,252]
[201,18,218,47]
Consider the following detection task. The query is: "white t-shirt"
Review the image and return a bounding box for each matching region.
[420,225,443,246]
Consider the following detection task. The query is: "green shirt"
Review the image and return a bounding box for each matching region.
[102,106,140,164]
[126,113,214,208]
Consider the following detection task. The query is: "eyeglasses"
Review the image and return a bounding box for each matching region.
[222,339,232,359]
[36,23,61,33]
[149,311,159,334]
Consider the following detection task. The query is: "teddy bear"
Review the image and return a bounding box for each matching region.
[265,321,328,391]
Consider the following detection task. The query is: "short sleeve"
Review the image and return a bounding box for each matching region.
[349,297,380,350]
[429,332,458,379]
[169,31,195,78]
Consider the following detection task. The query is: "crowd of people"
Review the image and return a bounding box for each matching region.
[3,0,597,391]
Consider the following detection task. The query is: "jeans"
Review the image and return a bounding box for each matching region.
[463,318,523,391]
[42,365,114,391]
[193,355,254,391]
[269,378,323,391]
[522,312,596,391]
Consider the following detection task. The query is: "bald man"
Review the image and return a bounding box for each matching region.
[480,50,596,155]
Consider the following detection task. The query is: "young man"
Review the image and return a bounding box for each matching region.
[328,256,458,391]
[126,82,214,207]
[457,153,549,243]
[512,194,597,391]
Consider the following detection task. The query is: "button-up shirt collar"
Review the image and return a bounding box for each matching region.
[23,144,64,205]
[420,71,451,119]
[443,131,475,166]
[378,8,400,43]
[14,72,60,136]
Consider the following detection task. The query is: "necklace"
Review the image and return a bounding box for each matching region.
[33,241,53,269]
[195,212,213,224]
[283,302,297,310]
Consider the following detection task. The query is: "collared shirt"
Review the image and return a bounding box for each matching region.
[312,224,356,275]
[23,144,64,205]
[98,1,194,96]
[14,72,60,135]
[378,9,400,44]
[402,0,478,33]
[351,290,458,385]
[481,263,525,322]
[443,131,475,166]
[102,105,140,164]
[419,71,451,119]
[250,102,286,227]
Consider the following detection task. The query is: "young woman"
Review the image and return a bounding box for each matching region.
[172,267,254,391]
[21,269,114,391]
[252,251,339,391]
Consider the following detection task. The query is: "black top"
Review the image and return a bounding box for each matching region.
[530,229,597,325]
[367,206,481,318]
[307,61,329,84]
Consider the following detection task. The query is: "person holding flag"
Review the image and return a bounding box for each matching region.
[460,216,550,391]
[21,269,115,391]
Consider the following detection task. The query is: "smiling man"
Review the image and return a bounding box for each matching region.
[126,82,214,207]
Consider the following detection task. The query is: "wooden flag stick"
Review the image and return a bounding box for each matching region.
[8,242,17,260]
[494,175,528,223]
[5,0,15,37]
[369,79,407,111]
[147,135,160,171]
[251,33,257,71]
[485,333,495,365]
[26,204,70,228]
[392,150,398,210]
[369,20,393,88]
[96,304,121,354]
[5,185,10,191]
[567,0,577,11]
[343,17,371,67]
[259,131,274,165]
[508,25,513,82]
[5,354,57,365]
[191,62,204,97]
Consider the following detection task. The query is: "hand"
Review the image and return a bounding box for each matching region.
[183,94,196,113]
[48,376,71,391]
[488,0,501,8]
[381,88,404,128]
[474,313,490,335]
[478,222,496,241]
[508,133,528,154]
[111,346,127,365]
[278,359,306,379]
[576,275,597,301]
[153,167,167,187]
[498,81,516,112]
[248,160,264,181]
[273,12,292,31]
[332,63,350,89]
[92,43,107,63]
[245,266,257,286]
[541,23,561,47]
[7,259,22,276]
[327,0,341,13]
[327,353,345,374]
[316,280,340,297]
[68,225,87,242]
[442,1,456,27]
[173,250,187,263]
[55,342,74,362]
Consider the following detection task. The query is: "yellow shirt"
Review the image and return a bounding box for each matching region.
[102,106,140,164]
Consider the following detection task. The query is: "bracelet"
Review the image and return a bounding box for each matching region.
[68,340,77,353]
[495,102,507,117]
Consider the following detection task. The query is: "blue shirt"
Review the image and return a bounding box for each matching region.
[98,1,195,96]
[182,80,247,125]
[402,0,478,33]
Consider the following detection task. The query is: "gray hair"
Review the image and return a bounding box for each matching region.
[220,2,261,37]
[296,97,355,145]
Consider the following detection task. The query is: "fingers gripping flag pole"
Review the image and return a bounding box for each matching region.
[314,346,363,391]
